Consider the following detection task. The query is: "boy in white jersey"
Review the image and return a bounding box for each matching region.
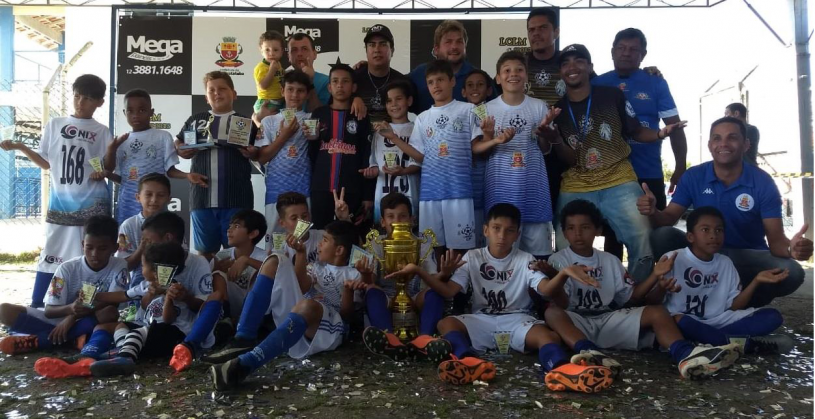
[388,203,615,392]
[648,206,793,354]
[462,69,493,248]
[366,81,422,225]
[409,59,483,258]
[542,200,741,382]
[256,70,315,245]
[210,221,374,390]
[1,74,113,309]
[473,51,554,258]
[0,216,128,355]
[102,89,207,223]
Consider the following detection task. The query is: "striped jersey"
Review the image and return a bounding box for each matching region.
[256,111,312,205]
[176,111,258,210]
[410,100,483,201]
[369,122,420,214]
[308,106,373,199]
[484,95,552,223]
[114,128,178,223]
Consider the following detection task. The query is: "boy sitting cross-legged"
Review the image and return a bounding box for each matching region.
[541,199,742,383]
[386,203,615,391]
[648,206,794,354]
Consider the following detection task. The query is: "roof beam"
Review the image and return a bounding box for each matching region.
[15,14,63,45]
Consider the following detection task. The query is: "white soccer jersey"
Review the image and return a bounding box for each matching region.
[45,256,129,306]
[451,247,545,314]
[212,246,267,291]
[304,263,361,314]
[410,100,483,201]
[114,129,178,222]
[283,229,325,265]
[548,247,633,315]
[662,247,741,320]
[116,212,145,284]
[370,122,421,212]
[38,116,114,226]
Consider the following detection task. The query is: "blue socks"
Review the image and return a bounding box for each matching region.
[539,343,568,373]
[719,308,783,336]
[31,271,54,308]
[574,339,599,353]
[80,330,113,359]
[365,288,392,332]
[442,331,471,358]
[677,315,729,346]
[419,290,444,336]
[185,300,222,354]
[236,273,275,340]
[668,340,695,364]
[238,312,307,373]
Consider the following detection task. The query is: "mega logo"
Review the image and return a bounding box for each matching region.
[683,267,718,289]
[126,36,183,62]
[479,263,514,284]
[60,125,97,142]
[285,25,322,39]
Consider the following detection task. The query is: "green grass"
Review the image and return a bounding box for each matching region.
[0,250,39,265]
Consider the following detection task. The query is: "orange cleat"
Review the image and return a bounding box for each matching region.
[438,357,496,385]
[0,335,38,355]
[408,335,452,364]
[34,357,93,379]
[544,363,614,393]
[362,327,412,361]
[170,343,194,373]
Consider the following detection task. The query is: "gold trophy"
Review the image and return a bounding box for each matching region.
[364,223,437,341]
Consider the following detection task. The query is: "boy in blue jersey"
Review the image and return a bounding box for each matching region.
[462,69,492,247]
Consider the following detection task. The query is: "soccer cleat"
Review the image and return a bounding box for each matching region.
[544,363,615,393]
[90,356,137,377]
[408,335,453,364]
[210,358,251,391]
[169,343,195,373]
[0,335,38,355]
[362,327,412,362]
[200,338,257,364]
[678,343,741,379]
[34,356,93,379]
[747,334,795,355]
[438,357,496,385]
[570,349,623,378]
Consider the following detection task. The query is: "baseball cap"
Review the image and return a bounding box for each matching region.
[364,24,395,47]
[557,44,592,66]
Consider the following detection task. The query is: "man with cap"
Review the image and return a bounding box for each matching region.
[354,24,410,124]
[538,44,686,282]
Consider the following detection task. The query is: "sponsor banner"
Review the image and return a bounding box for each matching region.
[117,15,192,95]
[267,18,340,75]
[337,19,412,75]
[480,18,532,76]
[114,94,192,137]
[191,17,267,96]
[408,20,482,71]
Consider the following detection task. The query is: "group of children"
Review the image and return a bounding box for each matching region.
[0,30,794,394]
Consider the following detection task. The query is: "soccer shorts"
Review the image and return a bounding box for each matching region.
[37,223,84,274]
[419,199,475,250]
[518,222,554,257]
[452,312,546,353]
[191,208,241,253]
[566,307,656,351]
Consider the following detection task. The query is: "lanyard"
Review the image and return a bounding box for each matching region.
[566,92,592,143]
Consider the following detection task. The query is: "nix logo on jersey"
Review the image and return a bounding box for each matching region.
[479,263,514,283]
[60,125,98,142]
[683,267,718,289]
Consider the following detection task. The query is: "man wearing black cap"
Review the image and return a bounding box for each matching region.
[543,44,686,282]
[354,24,409,124]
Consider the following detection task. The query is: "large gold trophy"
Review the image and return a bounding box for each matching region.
[364,223,437,341]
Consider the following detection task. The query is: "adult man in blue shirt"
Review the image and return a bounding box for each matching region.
[593,28,687,210]
[637,117,812,307]
[287,33,330,110]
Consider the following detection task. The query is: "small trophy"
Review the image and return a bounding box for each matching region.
[293,219,313,241]
[227,116,253,147]
[271,232,287,254]
[473,103,488,121]
[494,332,512,356]
[156,263,178,287]
[303,119,318,137]
[383,151,398,169]
[89,157,103,172]
[282,108,297,126]
[81,282,98,308]
[349,245,374,267]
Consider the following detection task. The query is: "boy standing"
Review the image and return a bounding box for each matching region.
[253,31,286,125]
[462,69,493,247]
[174,71,259,260]
[0,74,113,308]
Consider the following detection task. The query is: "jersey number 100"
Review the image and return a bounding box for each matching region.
[60,145,86,185]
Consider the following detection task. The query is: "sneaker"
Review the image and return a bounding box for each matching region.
[169,342,195,373]
[747,334,795,354]
[0,335,38,355]
[544,363,615,393]
[210,358,251,391]
[678,343,741,379]
[438,357,496,385]
[34,356,93,379]
[201,338,257,364]
[408,335,453,364]
[90,356,137,377]
[570,349,623,378]
[213,319,235,347]
[362,327,413,362]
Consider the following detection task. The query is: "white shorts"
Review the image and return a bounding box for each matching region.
[473,208,486,248]
[453,312,546,353]
[675,308,758,329]
[226,280,250,321]
[24,306,64,326]
[517,222,553,257]
[37,224,84,273]
[419,199,475,249]
[566,307,656,351]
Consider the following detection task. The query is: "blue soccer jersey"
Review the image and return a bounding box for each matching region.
[114,129,179,223]
[256,111,312,205]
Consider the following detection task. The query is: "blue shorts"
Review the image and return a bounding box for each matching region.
[191,208,241,253]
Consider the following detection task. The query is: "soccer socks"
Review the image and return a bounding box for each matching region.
[235,273,275,340]
[119,326,149,360]
[68,316,98,342]
[574,339,599,353]
[31,271,54,308]
[539,343,569,373]
[238,312,307,373]
[677,316,729,346]
[80,330,113,359]
[719,308,783,337]
[113,327,130,347]
[668,340,695,364]
[419,290,444,336]
[365,288,393,332]
[184,300,221,356]
[442,331,471,359]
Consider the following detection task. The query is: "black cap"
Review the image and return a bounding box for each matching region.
[557,44,592,66]
[364,24,395,47]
